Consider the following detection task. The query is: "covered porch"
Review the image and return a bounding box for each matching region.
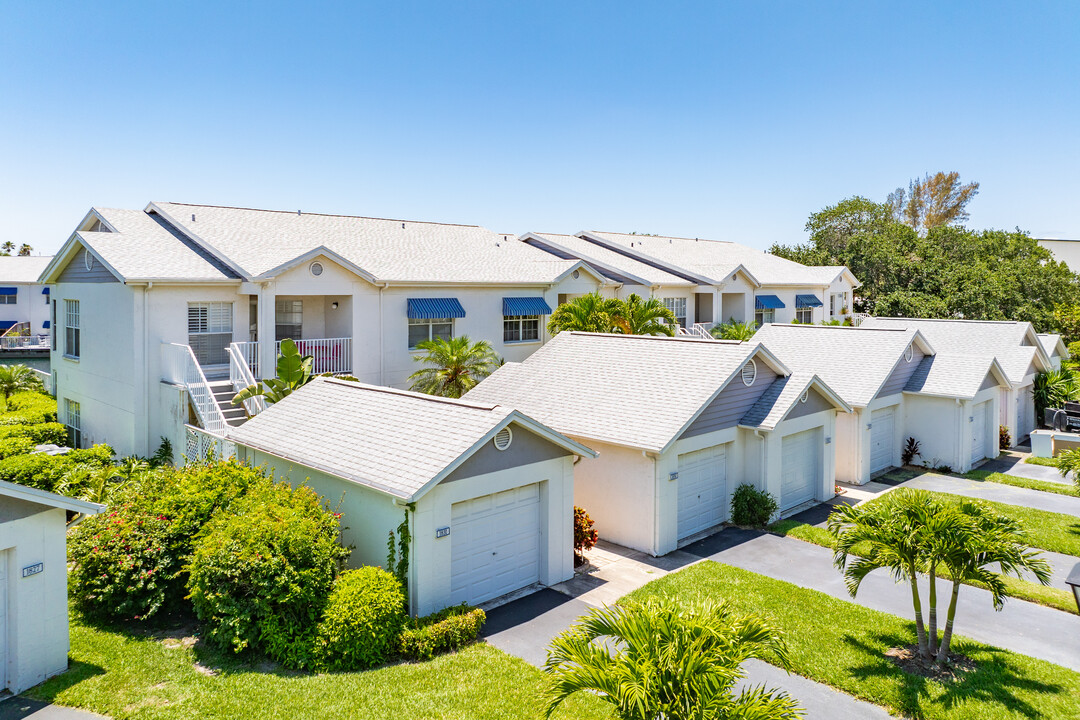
[239,293,354,378]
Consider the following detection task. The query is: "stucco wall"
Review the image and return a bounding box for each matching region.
[764,410,837,514]
[904,395,962,471]
[0,505,69,694]
[754,286,832,325]
[572,439,657,555]
[0,284,51,335]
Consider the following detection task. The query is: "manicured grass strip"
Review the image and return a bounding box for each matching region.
[29,612,613,720]
[1024,456,1059,467]
[965,470,1078,497]
[768,519,1079,615]
[627,562,1080,720]
[926,490,1080,558]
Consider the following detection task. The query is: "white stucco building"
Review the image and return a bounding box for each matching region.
[0,256,53,339]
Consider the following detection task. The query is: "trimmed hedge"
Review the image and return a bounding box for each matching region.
[0,391,57,426]
[0,444,114,493]
[399,604,486,661]
[315,567,406,671]
[730,483,779,528]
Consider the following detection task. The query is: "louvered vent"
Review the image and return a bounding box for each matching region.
[493,427,513,451]
[741,359,757,386]
[310,261,324,277]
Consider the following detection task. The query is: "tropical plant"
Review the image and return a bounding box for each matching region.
[17,244,31,257]
[543,598,801,720]
[711,320,758,342]
[407,336,499,398]
[232,338,316,406]
[573,505,597,564]
[901,437,921,466]
[0,241,12,255]
[547,292,625,335]
[0,364,42,400]
[999,424,1011,450]
[615,293,676,336]
[1056,447,1080,492]
[1033,369,1077,424]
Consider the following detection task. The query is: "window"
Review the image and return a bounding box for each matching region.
[504,315,540,343]
[663,297,687,328]
[409,317,452,349]
[0,295,16,305]
[755,308,775,326]
[65,398,81,449]
[829,294,836,315]
[795,307,812,324]
[188,302,232,366]
[64,299,80,359]
[275,299,303,341]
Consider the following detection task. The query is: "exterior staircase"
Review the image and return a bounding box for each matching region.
[208,380,249,427]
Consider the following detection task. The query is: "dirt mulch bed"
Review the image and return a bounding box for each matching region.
[885,645,977,681]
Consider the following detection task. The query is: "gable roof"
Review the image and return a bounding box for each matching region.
[859,317,1051,384]
[228,377,594,501]
[0,478,105,515]
[752,324,932,407]
[520,232,695,287]
[578,231,859,288]
[1037,333,1069,360]
[904,354,1010,399]
[739,371,852,430]
[465,332,791,453]
[148,202,588,285]
[0,256,53,284]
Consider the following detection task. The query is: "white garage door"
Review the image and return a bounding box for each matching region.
[450,484,541,606]
[1017,387,1034,441]
[869,407,896,474]
[781,428,822,511]
[677,445,728,540]
[971,400,989,464]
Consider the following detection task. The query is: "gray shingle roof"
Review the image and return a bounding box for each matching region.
[739,371,847,429]
[860,317,1047,384]
[0,256,54,284]
[152,202,581,284]
[229,377,587,500]
[1037,333,1067,360]
[523,232,693,286]
[904,354,1005,398]
[466,332,787,452]
[752,324,926,407]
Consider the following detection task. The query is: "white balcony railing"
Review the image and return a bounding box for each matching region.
[29,368,52,395]
[676,324,712,340]
[0,334,49,349]
[228,343,267,417]
[232,337,352,378]
[185,424,236,464]
[161,343,228,435]
[232,340,260,379]
[852,313,871,327]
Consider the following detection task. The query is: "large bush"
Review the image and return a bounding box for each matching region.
[315,567,406,671]
[0,443,114,492]
[0,391,57,426]
[398,604,486,661]
[187,480,349,668]
[730,484,779,528]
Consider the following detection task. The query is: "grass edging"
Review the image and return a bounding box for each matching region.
[768,519,1079,615]
[965,469,1078,497]
[1024,456,1059,468]
[627,561,1080,720]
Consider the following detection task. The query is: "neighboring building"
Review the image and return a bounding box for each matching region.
[1037,238,1080,273]
[1036,333,1069,371]
[41,203,610,457]
[521,231,860,329]
[860,318,1052,446]
[0,255,53,338]
[229,377,594,615]
[0,480,103,693]
[467,332,850,556]
[753,324,1010,482]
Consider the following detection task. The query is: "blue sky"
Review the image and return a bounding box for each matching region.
[2,2,1078,254]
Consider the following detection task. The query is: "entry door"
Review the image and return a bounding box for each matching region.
[869,407,896,474]
[450,484,541,606]
[677,445,728,540]
[781,428,822,511]
[971,401,988,463]
[1016,387,1034,441]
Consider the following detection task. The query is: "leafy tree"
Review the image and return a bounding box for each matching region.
[543,598,801,720]
[232,338,316,406]
[0,241,12,255]
[547,293,625,334]
[0,364,42,400]
[614,293,676,336]
[408,336,499,398]
[17,244,32,257]
[711,320,758,341]
[1052,303,1080,344]
[887,172,979,233]
[1033,369,1077,422]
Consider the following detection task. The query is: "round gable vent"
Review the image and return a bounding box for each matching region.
[572,270,580,280]
[84,250,95,271]
[493,426,513,451]
[800,389,809,403]
[741,359,757,387]
[310,261,324,277]
[904,344,914,362]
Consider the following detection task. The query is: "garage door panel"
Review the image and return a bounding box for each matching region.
[870,408,895,474]
[781,428,822,511]
[971,401,988,463]
[677,445,728,541]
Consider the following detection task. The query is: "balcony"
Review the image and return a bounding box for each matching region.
[232,337,352,379]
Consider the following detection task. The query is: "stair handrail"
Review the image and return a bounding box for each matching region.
[161,343,228,435]
[227,343,267,417]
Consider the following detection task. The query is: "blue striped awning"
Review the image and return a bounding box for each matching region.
[42,320,50,329]
[502,297,553,317]
[41,288,49,295]
[795,294,823,308]
[0,287,17,296]
[0,321,16,330]
[755,295,785,310]
[407,298,466,319]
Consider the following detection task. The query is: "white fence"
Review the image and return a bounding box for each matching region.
[228,343,266,417]
[0,334,49,350]
[232,337,352,378]
[161,343,228,435]
[184,424,236,464]
[29,368,52,395]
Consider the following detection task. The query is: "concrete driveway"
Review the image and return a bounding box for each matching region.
[0,698,104,720]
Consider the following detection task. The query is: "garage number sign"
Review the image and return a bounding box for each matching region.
[435,526,450,539]
[22,562,43,578]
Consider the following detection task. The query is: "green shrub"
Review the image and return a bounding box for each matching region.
[0,391,56,425]
[398,604,486,661]
[187,480,349,668]
[0,436,35,460]
[1068,341,1080,359]
[730,484,779,528]
[574,505,598,562]
[1000,424,1012,450]
[0,452,73,492]
[315,567,406,671]
[0,421,66,445]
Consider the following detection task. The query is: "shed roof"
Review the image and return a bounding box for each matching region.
[1037,333,1068,360]
[739,371,852,430]
[903,354,1009,399]
[0,256,54,284]
[228,377,594,501]
[0,479,105,515]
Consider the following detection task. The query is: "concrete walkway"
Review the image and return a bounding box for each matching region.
[684,529,1080,672]
[484,541,896,719]
[0,698,104,720]
[901,472,1080,517]
[979,453,1073,485]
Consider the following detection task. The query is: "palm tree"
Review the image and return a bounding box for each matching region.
[408,336,500,398]
[0,241,13,255]
[543,598,801,720]
[0,364,42,400]
[1055,447,1080,492]
[711,320,758,341]
[615,294,676,336]
[232,338,316,405]
[1033,369,1077,424]
[17,244,32,257]
[547,292,625,335]
[932,500,1050,665]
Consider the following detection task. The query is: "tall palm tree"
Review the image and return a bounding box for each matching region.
[615,293,676,336]
[711,320,758,341]
[408,336,500,398]
[17,243,32,257]
[0,241,13,255]
[0,364,42,400]
[543,599,801,720]
[547,292,624,335]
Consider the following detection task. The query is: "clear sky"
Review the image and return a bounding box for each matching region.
[2,1,1078,255]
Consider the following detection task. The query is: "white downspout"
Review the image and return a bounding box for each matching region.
[379,282,388,386]
[143,283,152,454]
[753,429,767,489]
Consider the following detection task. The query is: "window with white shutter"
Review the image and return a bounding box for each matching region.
[188,302,233,366]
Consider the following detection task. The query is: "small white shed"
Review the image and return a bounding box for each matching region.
[0,481,103,694]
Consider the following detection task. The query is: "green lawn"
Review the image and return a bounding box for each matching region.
[627,562,1080,720]
[927,490,1080,558]
[1024,456,1059,468]
[29,613,613,720]
[965,470,1078,497]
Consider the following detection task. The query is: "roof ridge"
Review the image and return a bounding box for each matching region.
[875,316,1028,326]
[154,202,487,230]
[763,324,911,333]
[589,230,735,245]
[321,377,502,411]
[565,331,746,346]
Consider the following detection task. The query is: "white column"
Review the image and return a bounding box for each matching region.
[258,283,277,379]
